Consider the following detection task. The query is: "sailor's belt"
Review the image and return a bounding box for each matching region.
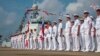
[91,31,94,32]
[65,31,70,33]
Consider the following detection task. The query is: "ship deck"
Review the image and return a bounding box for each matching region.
[0,47,100,56]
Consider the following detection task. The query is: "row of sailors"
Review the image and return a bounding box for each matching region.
[11,8,100,52]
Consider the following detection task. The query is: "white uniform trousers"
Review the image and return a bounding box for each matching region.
[47,36,52,50]
[96,29,100,52]
[52,36,57,50]
[38,37,43,50]
[80,33,85,51]
[84,34,91,52]
[72,34,80,51]
[65,33,71,51]
[44,36,48,50]
[33,38,37,49]
[57,35,63,50]
[90,31,95,51]
[22,38,25,49]
[29,38,33,49]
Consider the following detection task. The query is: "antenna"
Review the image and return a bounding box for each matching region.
[33,0,38,4]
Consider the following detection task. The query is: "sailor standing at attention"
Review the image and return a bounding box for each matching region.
[38,28,43,50]
[33,29,37,49]
[11,36,14,48]
[83,11,92,52]
[90,16,96,51]
[71,21,74,51]
[22,33,25,49]
[57,19,63,51]
[95,8,100,52]
[25,31,29,49]
[80,19,85,51]
[64,15,72,51]
[44,25,49,50]
[72,14,80,51]
[47,22,52,50]
[52,21,57,50]
[29,29,33,49]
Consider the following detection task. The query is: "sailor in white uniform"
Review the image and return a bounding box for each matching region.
[19,34,22,49]
[44,25,49,50]
[33,29,37,49]
[25,31,29,49]
[72,14,80,51]
[71,21,75,51]
[15,36,18,49]
[22,33,25,49]
[47,22,52,50]
[80,19,85,51]
[95,8,100,52]
[11,36,14,48]
[57,19,63,51]
[83,11,92,52]
[64,15,72,51]
[13,36,15,48]
[90,16,96,51]
[38,28,43,50]
[52,21,57,50]
[29,29,33,49]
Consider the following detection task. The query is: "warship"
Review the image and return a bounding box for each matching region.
[21,3,49,34]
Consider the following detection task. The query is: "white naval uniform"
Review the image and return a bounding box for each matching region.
[90,21,95,51]
[22,34,25,49]
[18,35,20,49]
[11,37,14,48]
[19,35,22,49]
[25,33,29,49]
[72,19,80,51]
[64,21,71,51]
[15,36,18,48]
[95,16,100,52]
[29,33,33,49]
[83,16,92,52]
[80,23,85,51]
[52,25,57,50]
[38,30,43,50]
[13,37,15,48]
[47,26,52,50]
[44,28,49,50]
[33,31,37,49]
[57,22,63,50]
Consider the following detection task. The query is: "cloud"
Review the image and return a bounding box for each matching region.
[66,2,83,13]
[0,6,17,27]
[0,6,17,39]
[66,0,100,15]
[38,0,64,21]
[5,12,16,25]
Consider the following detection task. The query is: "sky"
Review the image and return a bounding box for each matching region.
[0,0,100,41]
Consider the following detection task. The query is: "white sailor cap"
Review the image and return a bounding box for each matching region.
[74,14,79,17]
[96,7,100,11]
[66,14,70,18]
[84,11,89,14]
[58,18,62,21]
[53,21,57,24]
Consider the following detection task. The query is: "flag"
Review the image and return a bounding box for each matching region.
[26,20,30,34]
[90,2,99,10]
[90,3,97,10]
[42,10,56,15]
[41,20,44,36]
